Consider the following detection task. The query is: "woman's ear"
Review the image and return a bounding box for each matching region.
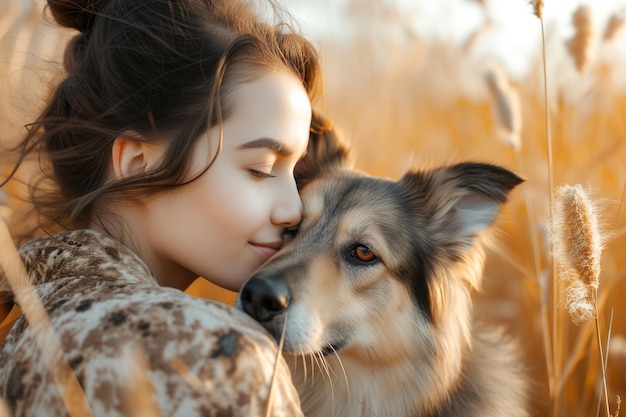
[111,136,165,180]
[111,137,147,179]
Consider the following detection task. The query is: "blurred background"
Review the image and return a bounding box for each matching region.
[2,0,626,415]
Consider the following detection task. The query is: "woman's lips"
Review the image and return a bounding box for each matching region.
[249,241,282,259]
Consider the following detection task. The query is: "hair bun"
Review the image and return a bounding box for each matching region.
[47,0,108,33]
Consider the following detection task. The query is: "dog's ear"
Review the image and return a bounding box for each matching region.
[401,162,524,254]
[294,112,351,190]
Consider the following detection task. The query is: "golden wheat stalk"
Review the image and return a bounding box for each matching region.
[265,313,288,417]
[122,345,164,417]
[0,397,11,417]
[530,0,558,409]
[596,310,615,417]
[567,5,594,72]
[485,63,522,151]
[603,10,626,42]
[0,220,93,417]
[551,184,611,416]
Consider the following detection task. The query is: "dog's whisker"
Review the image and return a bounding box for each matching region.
[297,353,307,384]
[304,352,313,384]
[310,351,323,383]
[303,352,312,385]
[310,352,327,387]
[327,346,350,399]
[315,350,336,416]
[326,347,354,417]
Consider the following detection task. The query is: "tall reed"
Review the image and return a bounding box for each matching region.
[551,184,610,416]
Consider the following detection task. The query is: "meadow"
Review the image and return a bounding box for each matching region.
[1,0,626,416]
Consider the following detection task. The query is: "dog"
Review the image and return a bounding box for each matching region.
[237,118,528,417]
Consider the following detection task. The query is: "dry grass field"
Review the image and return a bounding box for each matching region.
[1,0,626,416]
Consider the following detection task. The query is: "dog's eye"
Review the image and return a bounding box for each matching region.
[349,244,379,265]
[282,226,299,241]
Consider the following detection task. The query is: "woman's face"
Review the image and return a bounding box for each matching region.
[139,70,311,291]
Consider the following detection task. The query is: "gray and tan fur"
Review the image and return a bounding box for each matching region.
[238,126,528,417]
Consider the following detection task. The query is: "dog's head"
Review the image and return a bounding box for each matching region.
[238,116,523,363]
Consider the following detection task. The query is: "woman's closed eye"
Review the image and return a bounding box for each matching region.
[248,163,276,179]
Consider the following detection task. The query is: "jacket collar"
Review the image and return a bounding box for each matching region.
[18,229,157,287]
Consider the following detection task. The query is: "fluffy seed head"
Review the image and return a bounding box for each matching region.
[485,63,522,151]
[532,0,544,19]
[551,184,604,323]
[603,9,626,41]
[564,279,596,324]
[567,5,594,72]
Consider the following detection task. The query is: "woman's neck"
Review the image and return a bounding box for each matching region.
[89,209,197,291]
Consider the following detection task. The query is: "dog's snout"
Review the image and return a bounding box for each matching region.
[240,277,290,322]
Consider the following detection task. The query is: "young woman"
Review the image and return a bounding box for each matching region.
[0,0,331,415]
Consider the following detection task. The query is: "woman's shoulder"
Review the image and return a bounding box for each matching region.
[10,228,278,360]
[1,263,302,416]
[1,229,303,415]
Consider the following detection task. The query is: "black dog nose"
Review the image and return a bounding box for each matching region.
[240,277,290,322]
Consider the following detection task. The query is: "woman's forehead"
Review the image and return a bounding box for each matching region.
[221,71,311,150]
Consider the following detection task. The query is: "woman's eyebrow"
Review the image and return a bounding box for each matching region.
[237,137,294,156]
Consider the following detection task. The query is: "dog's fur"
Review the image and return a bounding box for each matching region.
[238,119,528,417]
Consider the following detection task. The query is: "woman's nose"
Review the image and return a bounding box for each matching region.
[271,179,303,227]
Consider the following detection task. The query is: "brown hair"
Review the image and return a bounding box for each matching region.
[3,0,323,234]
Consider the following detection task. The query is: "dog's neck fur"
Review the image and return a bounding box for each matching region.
[288,247,511,417]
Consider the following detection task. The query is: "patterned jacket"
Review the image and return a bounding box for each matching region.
[0,229,302,416]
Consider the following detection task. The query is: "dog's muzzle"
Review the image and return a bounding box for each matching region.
[239,276,291,322]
